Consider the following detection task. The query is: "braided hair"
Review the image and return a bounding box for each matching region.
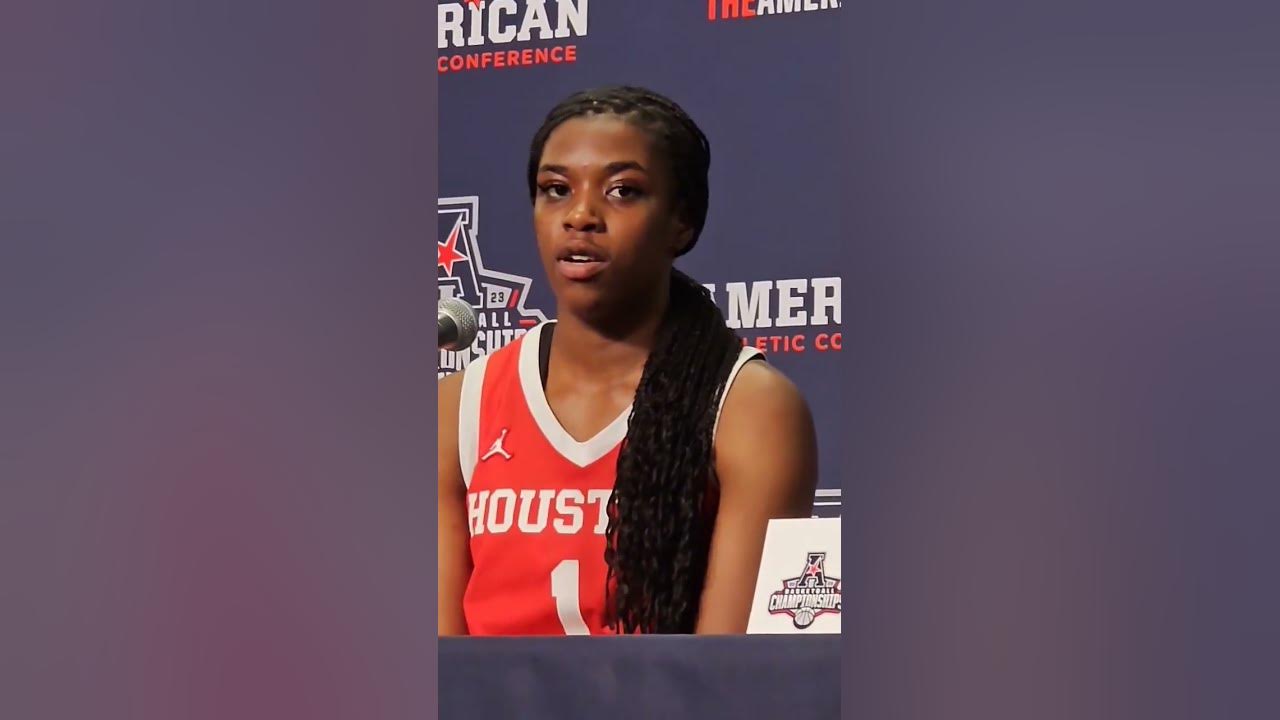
[527,86,747,633]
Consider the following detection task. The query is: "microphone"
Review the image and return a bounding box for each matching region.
[438,297,479,351]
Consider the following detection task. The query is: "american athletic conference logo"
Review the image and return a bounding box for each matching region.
[437,0,589,75]
[767,551,842,629]
[438,196,548,378]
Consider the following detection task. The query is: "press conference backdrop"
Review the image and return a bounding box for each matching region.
[436,0,846,518]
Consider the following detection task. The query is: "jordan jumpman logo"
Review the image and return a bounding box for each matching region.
[480,428,512,461]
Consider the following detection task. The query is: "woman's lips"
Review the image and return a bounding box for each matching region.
[556,256,608,281]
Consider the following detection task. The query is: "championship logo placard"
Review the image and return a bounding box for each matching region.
[747,517,841,633]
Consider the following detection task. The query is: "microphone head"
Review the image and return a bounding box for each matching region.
[439,297,478,351]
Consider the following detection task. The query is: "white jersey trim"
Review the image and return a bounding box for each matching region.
[714,346,765,440]
[519,321,632,468]
[514,321,765,468]
[457,352,490,489]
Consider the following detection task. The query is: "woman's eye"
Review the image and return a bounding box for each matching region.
[539,183,569,199]
[608,185,643,200]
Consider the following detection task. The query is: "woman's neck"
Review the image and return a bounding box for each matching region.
[549,289,670,386]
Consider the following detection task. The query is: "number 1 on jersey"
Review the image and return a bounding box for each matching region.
[550,559,590,635]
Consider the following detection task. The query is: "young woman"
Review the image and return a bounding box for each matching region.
[438,86,818,635]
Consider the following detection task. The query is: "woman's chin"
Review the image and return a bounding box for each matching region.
[555,285,631,323]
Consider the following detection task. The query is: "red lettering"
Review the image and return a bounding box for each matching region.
[815,332,843,351]
[435,44,579,75]
[771,335,799,353]
[722,0,741,19]
[830,332,842,350]
[708,0,717,20]
[744,0,757,17]
[746,334,817,353]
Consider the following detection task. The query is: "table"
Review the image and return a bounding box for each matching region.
[439,634,840,719]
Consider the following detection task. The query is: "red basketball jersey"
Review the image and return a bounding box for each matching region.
[456,321,761,636]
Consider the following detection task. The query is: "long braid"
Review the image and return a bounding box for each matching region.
[528,87,743,633]
[608,270,741,632]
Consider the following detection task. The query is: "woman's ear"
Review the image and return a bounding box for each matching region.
[671,220,694,256]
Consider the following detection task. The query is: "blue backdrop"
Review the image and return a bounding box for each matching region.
[437,0,845,516]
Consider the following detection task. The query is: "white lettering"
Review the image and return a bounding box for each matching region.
[467,487,617,536]
[439,4,464,48]
[555,0,588,39]
[516,0,554,42]
[726,280,773,329]
[711,277,843,331]
[486,488,516,532]
[467,0,486,47]
[437,326,530,379]
[811,277,841,325]
[467,490,490,535]
[754,0,838,14]
[775,279,808,327]
[437,0,589,49]
[553,489,585,533]
[517,488,556,533]
[488,0,519,43]
[587,489,611,534]
[768,592,841,611]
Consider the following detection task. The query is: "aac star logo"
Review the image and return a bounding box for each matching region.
[438,222,468,277]
[767,551,842,629]
[438,196,548,378]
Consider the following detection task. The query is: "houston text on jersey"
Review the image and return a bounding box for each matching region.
[468,488,612,536]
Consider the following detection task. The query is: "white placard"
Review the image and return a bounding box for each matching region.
[746,517,842,634]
